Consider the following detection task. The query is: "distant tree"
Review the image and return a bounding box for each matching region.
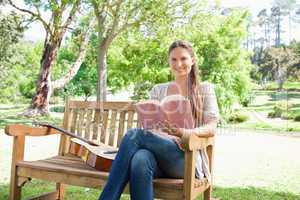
[273,0,297,44]
[270,6,283,47]
[0,11,25,102]
[259,47,299,89]
[257,9,271,47]
[0,11,24,71]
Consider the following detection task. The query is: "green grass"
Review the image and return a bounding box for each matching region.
[225,89,300,132]
[0,104,62,129]
[0,180,299,200]
[263,81,300,90]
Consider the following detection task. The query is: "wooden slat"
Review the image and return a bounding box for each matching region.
[93,109,101,141]
[60,98,71,156]
[76,109,86,138]
[117,111,126,147]
[69,101,135,111]
[70,109,79,133]
[127,111,134,129]
[100,110,109,144]
[66,108,74,131]
[84,109,93,140]
[108,110,117,146]
[136,114,142,128]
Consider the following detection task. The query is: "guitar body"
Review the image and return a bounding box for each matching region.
[36,123,117,172]
[69,139,117,172]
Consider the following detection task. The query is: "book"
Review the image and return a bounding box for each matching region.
[135,95,195,130]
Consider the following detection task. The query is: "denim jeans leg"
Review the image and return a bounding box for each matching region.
[98,128,185,200]
[98,129,140,200]
[129,149,162,200]
[134,130,185,178]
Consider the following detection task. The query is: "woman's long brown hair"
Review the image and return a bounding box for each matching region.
[168,40,203,127]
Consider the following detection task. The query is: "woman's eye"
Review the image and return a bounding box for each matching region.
[181,57,187,61]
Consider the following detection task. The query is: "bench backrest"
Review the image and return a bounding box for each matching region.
[60,100,140,154]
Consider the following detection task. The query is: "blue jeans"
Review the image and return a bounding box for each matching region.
[98,128,185,200]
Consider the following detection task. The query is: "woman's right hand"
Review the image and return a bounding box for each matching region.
[168,135,184,151]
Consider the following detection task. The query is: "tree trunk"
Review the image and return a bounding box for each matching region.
[23,42,59,117]
[96,38,109,102]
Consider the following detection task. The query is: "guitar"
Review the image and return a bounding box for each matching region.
[36,123,117,172]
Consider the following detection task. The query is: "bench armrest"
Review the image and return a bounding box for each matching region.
[181,132,214,151]
[5,124,58,137]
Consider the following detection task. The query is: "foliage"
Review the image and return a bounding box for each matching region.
[0,11,24,65]
[0,41,41,103]
[1,2,257,116]
[294,115,300,122]
[189,10,254,114]
[228,111,249,123]
[0,11,25,103]
[104,8,254,114]
[258,46,299,89]
[268,101,293,118]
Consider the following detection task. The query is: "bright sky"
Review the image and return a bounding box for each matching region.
[3,0,300,43]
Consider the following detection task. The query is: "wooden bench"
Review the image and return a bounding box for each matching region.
[5,100,215,200]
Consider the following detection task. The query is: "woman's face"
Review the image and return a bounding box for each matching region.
[169,47,195,78]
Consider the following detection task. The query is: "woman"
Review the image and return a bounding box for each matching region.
[98,40,219,200]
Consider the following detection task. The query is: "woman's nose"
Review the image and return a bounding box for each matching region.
[175,61,182,67]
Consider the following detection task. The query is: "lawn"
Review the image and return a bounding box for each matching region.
[1,90,300,199]
[225,89,300,132]
[0,104,62,129]
[0,180,299,200]
[262,81,300,91]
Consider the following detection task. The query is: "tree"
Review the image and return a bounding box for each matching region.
[257,9,271,48]
[0,10,25,102]
[270,6,283,47]
[0,11,24,79]
[91,0,192,101]
[273,0,297,44]
[259,47,299,89]
[104,8,254,114]
[8,0,94,116]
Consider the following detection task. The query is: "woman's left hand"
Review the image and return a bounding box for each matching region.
[161,120,184,137]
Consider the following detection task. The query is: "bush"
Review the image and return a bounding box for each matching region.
[294,115,300,122]
[19,80,36,99]
[268,101,293,118]
[281,113,294,120]
[50,106,65,113]
[228,111,249,123]
[49,96,63,105]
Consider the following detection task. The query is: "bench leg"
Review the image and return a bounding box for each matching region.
[204,186,212,200]
[56,183,65,199]
[9,168,22,200]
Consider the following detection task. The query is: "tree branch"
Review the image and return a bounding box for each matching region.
[60,0,81,37]
[7,0,52,35]
[52,18,96,90]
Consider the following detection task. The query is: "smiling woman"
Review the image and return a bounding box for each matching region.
[97,40,219,200]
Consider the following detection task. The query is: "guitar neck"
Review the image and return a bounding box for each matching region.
[37,123,98,146]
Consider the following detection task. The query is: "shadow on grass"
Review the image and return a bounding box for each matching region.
[1,180,300,200]
[0,115,62,129]
[269,92,300,101]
